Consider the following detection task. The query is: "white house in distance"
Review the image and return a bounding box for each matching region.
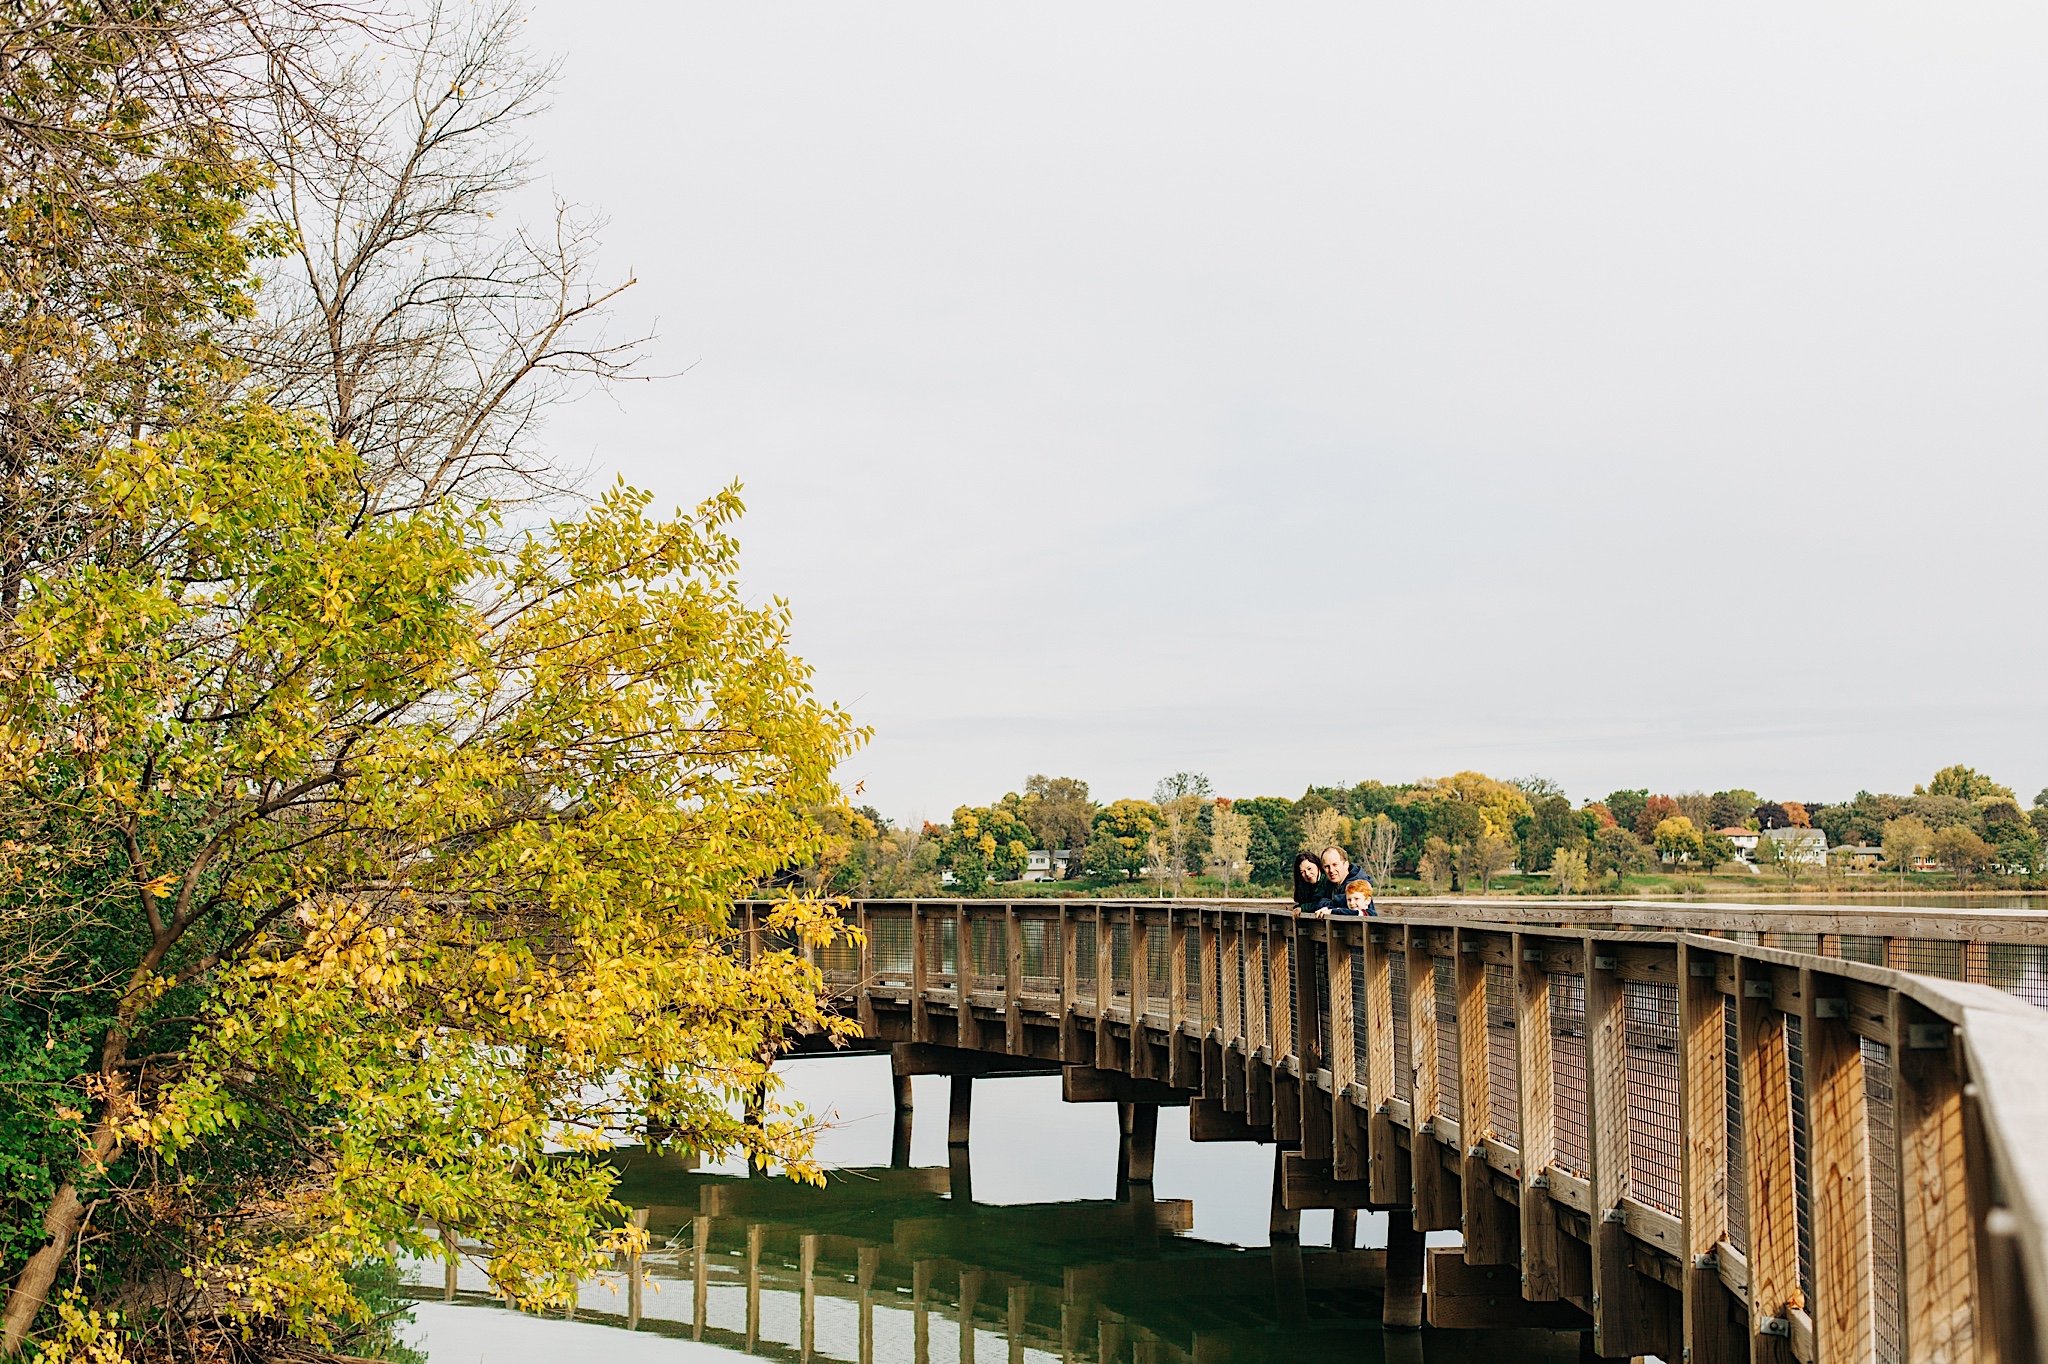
[1718,827,1759,860]
[1021,849,1075,882]
[1755,826,1829,865]
[1720,826,1829,865]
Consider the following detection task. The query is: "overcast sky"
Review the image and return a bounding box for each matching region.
[515,3,2048,824]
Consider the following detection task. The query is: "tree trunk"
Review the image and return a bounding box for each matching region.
[1,1119,117,1355]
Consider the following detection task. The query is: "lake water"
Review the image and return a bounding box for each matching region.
[401,1053,1587,1362]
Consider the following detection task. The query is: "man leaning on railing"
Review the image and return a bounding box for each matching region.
[1314,845,1377,917]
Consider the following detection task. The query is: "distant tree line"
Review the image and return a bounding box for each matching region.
[806,762,2048,896]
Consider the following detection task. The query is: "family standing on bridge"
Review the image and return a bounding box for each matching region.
[1291,845,1377,916]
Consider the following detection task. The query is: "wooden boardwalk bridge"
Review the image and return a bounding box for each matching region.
[737,897,2048,1363]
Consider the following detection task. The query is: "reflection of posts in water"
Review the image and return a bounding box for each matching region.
[1382,1206,1424,1330]
[1127,1180,1159,1254]
[949,1144,974,1205]
[625,1208,648,1329]
[912,1259,933,1364]
[1006,1284,1028,1364]
[1097,1319,1124,1363]
[745,1222,764,1350]
[799,1232,818,1362]
[1382,1327,1427,1364]
[958,1267,982,1364]
[439,1222,458,1303]
[856,1246,879,1364]
[1270,1236,1307,1327]
[691,1214,708,1340]
[892,1071,915,1168]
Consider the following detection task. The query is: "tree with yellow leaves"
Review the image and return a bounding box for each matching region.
[0,407,861,1354]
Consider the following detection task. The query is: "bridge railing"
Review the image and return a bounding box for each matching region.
[743,897,2048,1363]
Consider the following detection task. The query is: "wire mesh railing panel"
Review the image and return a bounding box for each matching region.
[1434,957,1460,1120]
[970,919,1004,992]
[871,915,914,982]
[1763,931,1820,956]
[1146,929,1171,1018]
[1019,918,1057,994]
[1351,945,1368,1087]
[1725,1005,1747,1253]
[1286,939,1301,1058]
[1485,963,1520,1147]
[1109,920,1132,999]
[1837,934,1885,966]
[1390,951,1411,1103]
[928,915,957,984]
[818,935,860,979]
[1982,943,2048,1008]
[1551,973,1590,1176]
[1075,919,1097,990]
[1898,939,1964,980]
[1787,1012,1813,1304]
[1245,941,1267,1044]
[1623,980,1682,1216]
[1863,1036,1904,1364]
[1313,942,1332,1069]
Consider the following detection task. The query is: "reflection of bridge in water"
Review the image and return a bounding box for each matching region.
[413,1157,1583,1363]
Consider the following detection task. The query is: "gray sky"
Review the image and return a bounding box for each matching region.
[517,2,2048,823]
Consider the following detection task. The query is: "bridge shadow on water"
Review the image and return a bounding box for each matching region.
[405,1134,1589,1363]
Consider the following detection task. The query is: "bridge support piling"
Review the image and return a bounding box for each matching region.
[948,1073,973,1146]
[1331,1206,1357,1252]
[1268,1150,1300,1243]
[1382,1206,1425,1330]
[1125,1101,1158,1184]
[891,1071,915,1168]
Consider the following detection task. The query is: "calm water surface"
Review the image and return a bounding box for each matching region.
[402,1055,1584,1362]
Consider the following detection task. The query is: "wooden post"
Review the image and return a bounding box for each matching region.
[1457,929,1516,1265]
[1127,1101,1158,1183]
[1513,933,1563,1303]
[1803,966,1876,1364]
[1130,911,1152,1080]
[957,902,977,1049]
[1200,917,1219,1036]
[1222,918,1242,1052]
[1167,914,1190,1087]
[1896,1003,1977,1362]
[856,902,877,1035]
[949,1073,973,1146]
[1059,907,1078,1063]
[1383,1206,1425,1330]
[1407,928,1453,1230]
[912,903,930,1042]
[1738,955,1799,1364]
[1585,936,1668,1359]
[1365,926,1405,1206]
[1330,928,1365,1182]
[1006,906,1024,1053]
[1331,1206,1357,1251]
[1094,907,1115,1070]
[1677,941,1739,1364]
